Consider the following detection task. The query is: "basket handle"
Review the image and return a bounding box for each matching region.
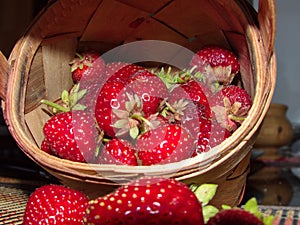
[0,51,9,101]
[258,0,276,61]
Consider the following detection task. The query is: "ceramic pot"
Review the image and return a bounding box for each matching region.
[255,103,293,148]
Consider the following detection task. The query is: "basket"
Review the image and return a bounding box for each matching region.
[0,0,276,208]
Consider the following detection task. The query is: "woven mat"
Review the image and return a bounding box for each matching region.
[259,205,300,224]
[0,186,31,225]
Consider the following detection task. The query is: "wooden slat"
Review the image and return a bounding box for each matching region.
[115,0,172,14]
[258,0,276,61]
[42,37,77,101]
[25,48,46,113]
[0,51,9,100]
[81,0,150,43]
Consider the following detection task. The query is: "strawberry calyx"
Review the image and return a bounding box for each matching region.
[195,64,234,90]
[211,96,249,132]
[189,183,274,225]
[154,66,201,89]
[160,98,190,123]
[190,183,219,223]
[41,84,87,114]
[243,198,274,225]
[112,93,161,139]
[70,52,94,73]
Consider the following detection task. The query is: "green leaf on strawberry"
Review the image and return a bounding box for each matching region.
[202,205,219,224]
[244,197,274,225]
[191,183,218,206]
[190,183,219,223]
[41,83,87,114]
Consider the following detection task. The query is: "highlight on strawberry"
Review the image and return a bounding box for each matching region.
[39,45,252,166]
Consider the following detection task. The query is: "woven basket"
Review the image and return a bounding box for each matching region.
[0,0,276,208]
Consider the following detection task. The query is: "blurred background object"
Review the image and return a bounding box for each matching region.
[0,0,47,58]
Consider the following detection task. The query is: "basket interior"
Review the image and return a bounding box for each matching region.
[22,0,256,152]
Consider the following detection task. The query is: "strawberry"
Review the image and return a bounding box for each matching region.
[127,69,168,117]
[23,184,88,225]
[195,118,231,154]
[98,138,138,166]
[210,85,252,132]
[167,79,212,120]
[43,110,100,162]
[105,63,168,116]
[95,80,133,138]
[104,62,140,82]
[207,209,264,225]
[136,124,196,165]
[95,63,167,138]
[190,46,240,86]
[40,138,53,155]
[70,50,105,83]
[84,177,204,225]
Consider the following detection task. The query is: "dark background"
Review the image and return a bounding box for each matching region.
[0,0,51,181]
[0,0,48,57]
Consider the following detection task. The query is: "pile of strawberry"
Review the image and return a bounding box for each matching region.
[22,177,273,225]
[40,45,252,165]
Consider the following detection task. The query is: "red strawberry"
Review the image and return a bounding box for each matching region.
[105,62,144,82]
[211,85,252,132]
[195,118,231,154]
[105,63,168,116]
[43,110,100,162]
[95,63,167,138]
[207,209,263,225]
[136,124,196,165]
[84,177,204,225]
[127,69,168,117]
[23,184,88,225]
[190,46,240,86]
[95,80,133,138]
[167,79,212,119]
[70,50,105,83]
[98,138,138,166]
[40,138,53,155]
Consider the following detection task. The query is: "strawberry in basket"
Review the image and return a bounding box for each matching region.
[210,85,252,132]
[95,63,168,138]
[136,124,196,165]
[39,44,252,165]
[70,50,106,83]
[40,86,103,163]
[42,110,102,163]
[189,45,240,88]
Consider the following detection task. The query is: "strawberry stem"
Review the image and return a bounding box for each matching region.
[131,114,153,129]
[228,114,246,123]
[102,137,111,143]
[75,52,84,60]
[40,99,69,113]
